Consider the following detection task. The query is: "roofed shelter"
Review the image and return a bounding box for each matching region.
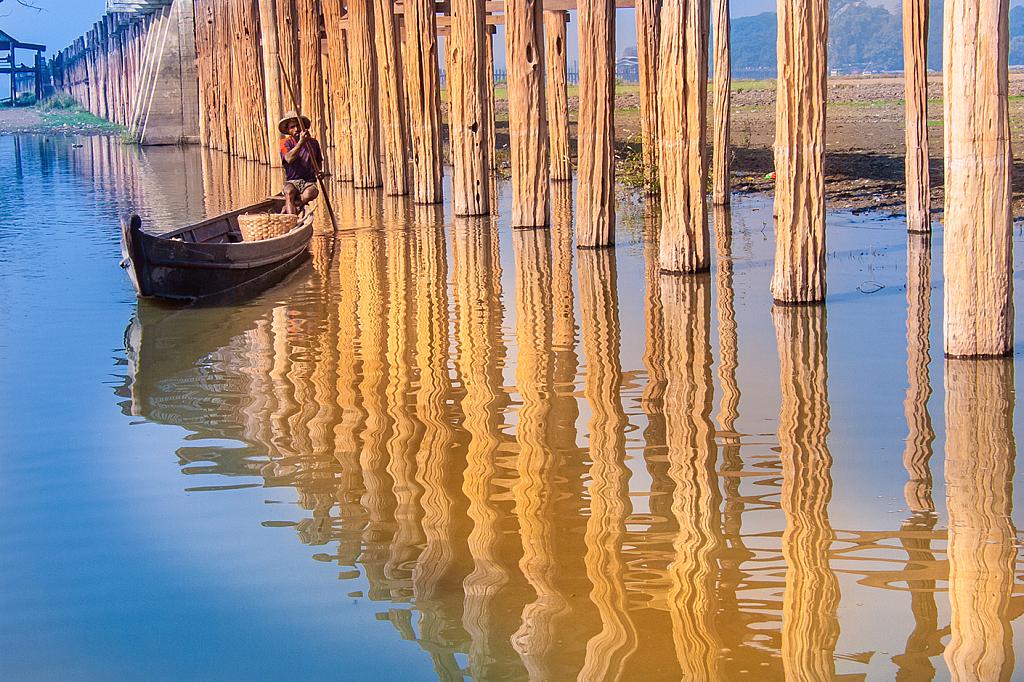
[0,30,45,105]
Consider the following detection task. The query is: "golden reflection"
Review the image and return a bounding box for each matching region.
[661,273,724,680]
[410,209,475,679]
[774,304,839,682]
[904,233,935,514]
[642,208,673,538]
[452,216,522,680]
[331,231,368,566]
[355,223,399,599]
[383,218,425,602]
[577,248,639,680]
[893,232,942,681]
[943,358,1016,682]
[511,228,570,680]
[712,206,756,665]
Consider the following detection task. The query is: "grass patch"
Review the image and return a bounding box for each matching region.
[38,107,125,133]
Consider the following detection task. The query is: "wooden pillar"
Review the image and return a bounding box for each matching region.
[944,358,1016,681]
[449,0,491,215]
[544,11,571,181]
[576,0,615,246]
[402,0,443,202]
[771,0,828,303]
[903,0,929,232]
[276,0,301,113]
[635,0,659,190]
[323,0,354,180]
[506,0,549,227]
[373,0,409,195]
[943,0,1012,357]
[658,0,710,273]
[485,27,498,171]
[258,0,284,168]
[712,0,730,205]
[348,0,383,188]
[296,0,326,145]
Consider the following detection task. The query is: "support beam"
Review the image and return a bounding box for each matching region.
[943,0,1012,357]
[545,10,571,181]
[348,0,384,188]
[323,0,354,179]
[297,0,326,144]
[506,0,549,226]
[658,0,710,273]
[374,0,410,194]
[449,0,491,215]
[258,0,284,168]
[575,0,615,246]
[903,0,929,232]
[771,0,827,303]
[403,0,444,201]
[276,0,301,112]
[634,0,658,191]
[712,0,730,205]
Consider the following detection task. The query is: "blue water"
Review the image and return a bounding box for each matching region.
[2,133,1024,681]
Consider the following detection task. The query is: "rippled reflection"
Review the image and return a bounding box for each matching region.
[944,358,1016,682]
[108,148,1024,680]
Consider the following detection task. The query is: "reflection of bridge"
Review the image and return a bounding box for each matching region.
[113,171,1022,679]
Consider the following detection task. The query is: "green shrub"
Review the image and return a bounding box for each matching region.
[36,93,81,112]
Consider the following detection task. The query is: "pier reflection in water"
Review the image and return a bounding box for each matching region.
[36,137,1018,680]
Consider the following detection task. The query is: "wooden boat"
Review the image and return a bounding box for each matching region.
[120,196,314,303]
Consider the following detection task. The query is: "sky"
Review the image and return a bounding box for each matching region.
[2,0,1024,81]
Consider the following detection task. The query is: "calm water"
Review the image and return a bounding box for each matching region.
[3,134,1024,681]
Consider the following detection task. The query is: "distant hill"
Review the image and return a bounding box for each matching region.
[727,0,1024,76]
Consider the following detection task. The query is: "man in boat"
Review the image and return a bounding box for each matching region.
[278,111,324,215]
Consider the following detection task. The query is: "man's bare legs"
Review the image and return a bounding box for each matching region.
[283,182,319,214]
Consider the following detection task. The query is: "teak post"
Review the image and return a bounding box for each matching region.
[296,0,326,145]
[403,0,444,202]
[576,0,616,246]
[771,0,828,303]
[545,10,572,181]
[258,0,284,168]
[635,0,659,191]
[712,0,731,205]
[658,0,710,273]
[276,0,301,116]
[903,0,929,232]
[322,0,354,180]
[374,0,410,195]
[943,0,1012,357]
[449,0,491,215]
[485,26,498,171]
[347,0,384,188]
[506,0,550,227]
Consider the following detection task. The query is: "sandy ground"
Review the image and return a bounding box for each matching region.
[0,107,42,133]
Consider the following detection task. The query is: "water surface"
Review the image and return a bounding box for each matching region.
[2,134,1024,681]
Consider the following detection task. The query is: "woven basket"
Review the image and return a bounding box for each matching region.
[238,212,298,242]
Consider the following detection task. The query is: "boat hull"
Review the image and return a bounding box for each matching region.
[120,203,315,303]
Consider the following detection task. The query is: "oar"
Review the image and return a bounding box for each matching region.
[277,56,339,232]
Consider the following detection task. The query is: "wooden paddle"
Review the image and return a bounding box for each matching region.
[277,55,339,232]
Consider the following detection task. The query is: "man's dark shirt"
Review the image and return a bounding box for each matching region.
[280,136,323,182]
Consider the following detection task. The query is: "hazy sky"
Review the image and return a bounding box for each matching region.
[3,0,1024,73]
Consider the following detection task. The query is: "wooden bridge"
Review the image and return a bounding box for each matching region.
[53,0,1014,358]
